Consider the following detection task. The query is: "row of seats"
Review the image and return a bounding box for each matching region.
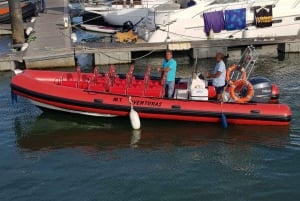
[58,65,166,98]
[110,65,166,98]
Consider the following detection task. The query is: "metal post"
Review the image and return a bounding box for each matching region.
[8,0,25,44]
[63,0,69,28]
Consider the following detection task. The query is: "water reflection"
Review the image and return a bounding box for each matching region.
[130,129,141,148]
[0,35,11,53]
[14,111,290,152]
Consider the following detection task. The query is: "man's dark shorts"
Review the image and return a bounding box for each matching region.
[215,86,224,94]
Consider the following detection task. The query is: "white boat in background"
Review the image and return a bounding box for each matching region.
[83,0,172,10]
[82,0,207,26]
[135,0,300,43]
[80,24,120,34]
[87,7,149,26]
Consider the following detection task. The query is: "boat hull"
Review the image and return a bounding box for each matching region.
[10,70,291,126]
[0,2,37,24]
[80,24,119,34]
[136,0,300,43]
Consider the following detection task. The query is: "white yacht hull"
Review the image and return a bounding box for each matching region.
[136,0,300,43]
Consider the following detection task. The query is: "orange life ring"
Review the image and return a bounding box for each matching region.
[230,79,254,103]
[226,64,247,85]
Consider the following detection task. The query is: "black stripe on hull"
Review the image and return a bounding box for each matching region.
[11,84,291,123]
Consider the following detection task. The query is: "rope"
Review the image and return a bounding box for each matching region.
[71,14,104,28]
[129,96,133,110]
[158,28,208,40]
[92,48,157,62]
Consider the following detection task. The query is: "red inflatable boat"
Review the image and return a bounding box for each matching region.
[10,65,291,126]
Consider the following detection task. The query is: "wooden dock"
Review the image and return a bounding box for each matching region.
[75,36,300,53]
[0,0,300,71]
[0,22,34,35]
[74,36,300,65]
[0,0,75,71]
[23,0,75,68]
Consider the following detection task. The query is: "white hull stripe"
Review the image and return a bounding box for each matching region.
[30,100,117,117]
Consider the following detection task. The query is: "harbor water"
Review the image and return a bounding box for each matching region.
[1,0,300,199]
[1,47,300,200]
[0,35,11,53]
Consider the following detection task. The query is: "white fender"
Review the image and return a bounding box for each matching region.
[71,33,77,43]
[129,107,141,130]
[13,69,23,75]
[129,96,141,130]
[26,27,33,36]
[21,43,29,51]
[63,16,69,28]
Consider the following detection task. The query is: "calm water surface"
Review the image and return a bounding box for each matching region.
[0,51,300,200]
[0,35,11,53]
[2,1,300,199]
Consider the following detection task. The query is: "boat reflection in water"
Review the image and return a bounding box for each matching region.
[14,111,290,153]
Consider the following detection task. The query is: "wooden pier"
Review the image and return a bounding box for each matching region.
[23,0,75,68]
[0,0,300,71]
[74,36,300,65]
[0,0,75,71]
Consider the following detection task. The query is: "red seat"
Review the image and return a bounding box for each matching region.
[144,85,164,97]
[127,68,151,96]
[114,79,126,86]
[148,80,160,88]
[79,81,89,89]
[110,84,127,94]
[109,73,131,95]
[89,73,110,92]
[144,72,166,98]
[208,86,216,98]
[61,81,77,88]
[89,84,106,92]
[127,86,144,96]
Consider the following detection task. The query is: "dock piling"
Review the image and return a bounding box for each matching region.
[8,0,25,45]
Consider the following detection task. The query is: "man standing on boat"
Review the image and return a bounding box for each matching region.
[157,50,177,98]
[206,52,226,101]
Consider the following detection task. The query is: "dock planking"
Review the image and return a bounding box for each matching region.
[0,22,35,35]
[21,0,75,68]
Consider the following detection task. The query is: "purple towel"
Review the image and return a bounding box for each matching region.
[203,11,225,36]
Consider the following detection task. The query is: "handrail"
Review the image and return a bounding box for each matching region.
[292,0,300,8]
[230,46,258,81]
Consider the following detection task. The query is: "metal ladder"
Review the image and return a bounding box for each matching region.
[230,45,258,81]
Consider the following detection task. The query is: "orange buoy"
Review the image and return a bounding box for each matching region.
[226,64,247,85]
[230,79,254,103]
